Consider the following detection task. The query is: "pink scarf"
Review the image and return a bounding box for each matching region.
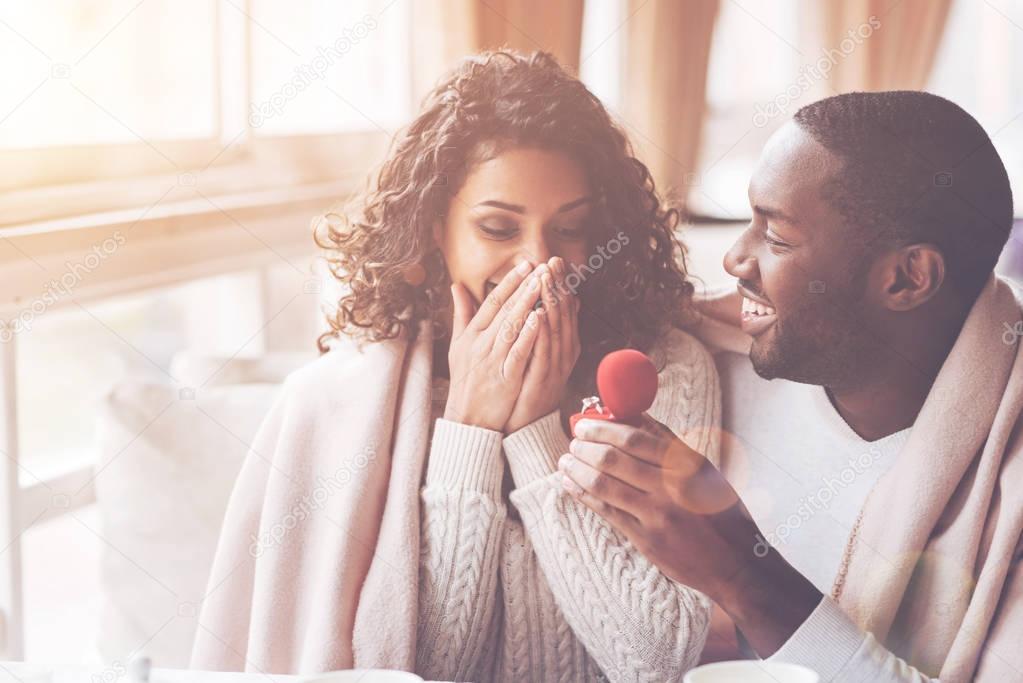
[189,323,433,674]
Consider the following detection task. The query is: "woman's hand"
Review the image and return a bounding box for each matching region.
[504,257,581,434]
[443,261,545,432]
[558,415,822,656]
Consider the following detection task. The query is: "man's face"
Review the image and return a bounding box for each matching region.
[723,122,882,387]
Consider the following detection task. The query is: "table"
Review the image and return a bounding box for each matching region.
[0,665,450,683]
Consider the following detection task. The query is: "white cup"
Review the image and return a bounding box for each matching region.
[684,661,819,683]
[300,671,423,683]
[0,663,52,683]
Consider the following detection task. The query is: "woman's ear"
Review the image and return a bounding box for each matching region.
[432,217,444,247]
[881,243,946,312]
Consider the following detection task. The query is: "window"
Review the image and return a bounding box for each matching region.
[690,0,805,219]
[928,0,1023,207]
[0,0,412,664]
[0,0,409,199]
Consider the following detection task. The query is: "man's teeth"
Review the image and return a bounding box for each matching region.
[741,296,776,317]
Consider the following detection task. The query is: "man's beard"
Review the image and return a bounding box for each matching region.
[750,290,877,387]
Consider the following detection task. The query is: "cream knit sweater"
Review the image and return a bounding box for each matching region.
[415,328,721,682]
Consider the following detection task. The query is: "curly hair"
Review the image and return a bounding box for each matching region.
[315,49,696,392]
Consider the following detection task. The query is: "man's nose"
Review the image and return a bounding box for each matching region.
[723,226,758,282]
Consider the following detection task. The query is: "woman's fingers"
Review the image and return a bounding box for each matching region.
[524,306,551,382]
[470,260,534,332]
[490,265,544,355]
[567,438,663,492]
[502,309,540,379]
[555,258,578,370]
[540,263,561,367]
[450,282,477,339]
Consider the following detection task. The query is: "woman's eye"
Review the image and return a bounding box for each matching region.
[477,223,517,240]
[554,226,585,239]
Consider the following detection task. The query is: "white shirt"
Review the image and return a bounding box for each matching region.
[715,351,911,595]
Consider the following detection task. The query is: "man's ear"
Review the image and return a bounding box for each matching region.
[877,243,946,311]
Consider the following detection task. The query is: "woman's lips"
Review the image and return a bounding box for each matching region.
[740,295,777,337]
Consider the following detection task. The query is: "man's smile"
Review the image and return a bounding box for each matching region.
[738,283,777,337]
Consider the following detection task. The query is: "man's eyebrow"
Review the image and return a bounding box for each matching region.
[752,203,799,226]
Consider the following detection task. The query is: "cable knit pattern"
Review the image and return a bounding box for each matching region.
[416,418,506,682]
[417,328,720,682]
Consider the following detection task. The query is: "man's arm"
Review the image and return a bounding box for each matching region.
[560,415,820,653]
[561,416,1008,682]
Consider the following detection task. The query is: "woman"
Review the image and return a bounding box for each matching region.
[191,50,721,682]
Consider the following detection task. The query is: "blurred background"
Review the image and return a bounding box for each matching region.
[0,0,1021,671]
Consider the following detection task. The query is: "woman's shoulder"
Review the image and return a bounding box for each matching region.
[648,326,718,384]
[647,326,722,459]
[282,334,414,400]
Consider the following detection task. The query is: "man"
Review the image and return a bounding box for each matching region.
[559,92,1023,681]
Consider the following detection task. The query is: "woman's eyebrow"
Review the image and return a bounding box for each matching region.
[477,200,525,213]
[475,196,593,214]
[557,196,593,212]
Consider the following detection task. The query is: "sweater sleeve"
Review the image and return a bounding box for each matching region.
[415,418,506,683]
[767,597,936,682]
[773,553,1023,683]
[505,329,720,682]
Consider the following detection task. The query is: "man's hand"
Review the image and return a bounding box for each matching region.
[559,414,822,656]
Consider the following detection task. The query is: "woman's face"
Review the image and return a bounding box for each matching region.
[435,147,593,308]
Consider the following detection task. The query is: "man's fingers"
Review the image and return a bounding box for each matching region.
[560,478,641,536]
[470,260,533,332]
[450,283,476,338]
[568,439,662,492]
[558,454,646,516]
[572,419,668,466]
[502,309,540,379]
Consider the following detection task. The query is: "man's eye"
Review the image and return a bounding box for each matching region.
[765,234,790,248]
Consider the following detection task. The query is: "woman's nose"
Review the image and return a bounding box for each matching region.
[520,238,553,268]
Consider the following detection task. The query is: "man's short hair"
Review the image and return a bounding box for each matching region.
[793,91,1013,301]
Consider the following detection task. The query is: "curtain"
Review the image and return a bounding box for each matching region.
[619,0,720,210]
[812,0,953,92]
[411,0,585,102]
